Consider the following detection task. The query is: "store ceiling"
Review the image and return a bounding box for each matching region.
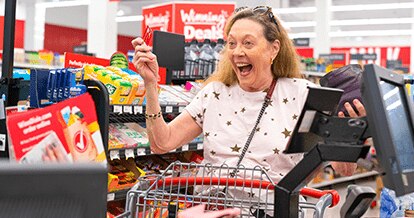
[18,0,414,38]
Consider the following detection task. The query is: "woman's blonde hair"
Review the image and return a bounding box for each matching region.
[205,8,302,85]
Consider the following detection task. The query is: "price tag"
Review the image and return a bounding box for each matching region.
[134,106,143,114]
[113,105,123,114]
[125,149,135,159]
[137,148,146,156]
[123,106,132,114]
[109,150,120,160]
[179,107,184,113]
[166,106,173,113]
[197,143,203,150]
[182,144,189,151]
[107,193,115,201]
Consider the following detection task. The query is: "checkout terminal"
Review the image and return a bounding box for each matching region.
[274,64,414,218]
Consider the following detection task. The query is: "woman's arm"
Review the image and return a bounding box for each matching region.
[132,37,202,153]
[332,99,366,176]
[146,83,202,153]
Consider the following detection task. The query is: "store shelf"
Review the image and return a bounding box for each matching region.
[12,62,62,70]
[107,189,129,202]
[110,104,187,115]
[302,71,326,77]
[109,142,203,160]
[310,171,379,189]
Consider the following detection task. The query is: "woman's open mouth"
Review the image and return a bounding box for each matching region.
[236,63,253,76]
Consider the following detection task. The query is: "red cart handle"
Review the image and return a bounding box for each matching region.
[155,177,340,207]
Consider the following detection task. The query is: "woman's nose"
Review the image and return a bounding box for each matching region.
[233,45,245,56]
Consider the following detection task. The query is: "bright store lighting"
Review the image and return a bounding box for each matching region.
[273,2,414,15]
[115,15,144,23]
[289,30,413,39]
[273,7,316,14]
[285,18,414,28]
[331,2,414,11]
[37,0,90,8]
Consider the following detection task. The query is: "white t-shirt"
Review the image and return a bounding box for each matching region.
[185,78,315,183]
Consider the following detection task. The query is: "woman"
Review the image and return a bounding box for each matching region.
[132,6,363,186]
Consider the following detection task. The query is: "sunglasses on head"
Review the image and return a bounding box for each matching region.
[234,6,280,33]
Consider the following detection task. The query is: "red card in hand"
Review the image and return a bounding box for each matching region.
[142,26,153,45]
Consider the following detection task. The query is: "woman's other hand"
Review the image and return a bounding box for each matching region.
[131,37,159,84]
[338,99,366,117]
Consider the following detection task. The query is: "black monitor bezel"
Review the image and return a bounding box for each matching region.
[284,86,344,154]
[362,64,414,196]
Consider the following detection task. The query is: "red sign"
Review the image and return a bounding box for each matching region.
[64,52,137,72]
[142,2,235,41]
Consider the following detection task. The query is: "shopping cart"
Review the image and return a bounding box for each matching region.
[117,162,340,218]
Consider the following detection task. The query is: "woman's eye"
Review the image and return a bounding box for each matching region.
[244,41,253,46]
[228,41,236,48]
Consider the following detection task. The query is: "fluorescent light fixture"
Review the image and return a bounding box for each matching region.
[273,2,414,15]
[331,18,414,26]
[37,0,90,8]
[285,18,414,28]
[116,15,144,23]
[289,29,413,38]
[331,3,414,11]
[273,7,316,14]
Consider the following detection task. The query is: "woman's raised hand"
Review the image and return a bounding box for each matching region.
[131,37,160,84]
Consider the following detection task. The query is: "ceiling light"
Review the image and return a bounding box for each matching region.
[37,0,90,8]
[115,15,144,23]
[117,10,125,17]
[289,29,413,38]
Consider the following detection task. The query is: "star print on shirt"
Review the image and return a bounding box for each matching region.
[192,116,197,121]
[231,144,241,152]
[279,173,284,177]
[197,113,203,118]
[293,97,296,101]
[226,121,232,126]
[282,128,291,138]
[273,148,280,154]
[213,91,220,100]
[283,98,289,104]
[292,114,298,120]
[241,107,246,113]
[203,108,206,114]
[204,132,210,137]
[256,127,260,132]
[210,150,216,156]
[267,100,273,106]
[263,167,270,172]
[204,93,208,98]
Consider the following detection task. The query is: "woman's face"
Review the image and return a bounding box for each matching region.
[227,18,280,92]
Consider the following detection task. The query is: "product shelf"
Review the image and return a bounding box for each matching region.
[107,189,129,202]
[108,141,203,160]
[310,170,379,189]
[110,104,186,115]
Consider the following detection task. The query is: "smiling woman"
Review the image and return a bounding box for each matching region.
[131,6,365,216]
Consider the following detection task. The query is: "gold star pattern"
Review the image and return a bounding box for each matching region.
[293,97,296,101]
[279,173,284,177]
[248,151,252,153]
[267,100,273,106]
[283,98,289,104]
[196,97,199,99]
[273,148,280,154]
[234,111,237,114]
[204,93,208,98]
[263,159,267,162]
[265,112,267,115]
[271,118,275,121]
[213,91,220,100]
[226,121,232,126]
[219,113,222,116]
[210,150,216,156]
[231,144,241,153]
[214,134,217,136]
[292,114,298,120]
[204,132,210,137]
[264,132,268,136]
[282,128,291,138]
[203,108,206,114]
[241,107,246,113]
[197,113,203,118]
[256,127,260,132]
[192,116,197,121]
[293,79,297,82]
[263,167,270,172]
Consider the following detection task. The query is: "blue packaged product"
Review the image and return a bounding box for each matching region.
[57,68,67,101]
[47,70,56,102]
[52,69,61,102]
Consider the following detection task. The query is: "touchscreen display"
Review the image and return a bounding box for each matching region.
[380,80,414,173]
